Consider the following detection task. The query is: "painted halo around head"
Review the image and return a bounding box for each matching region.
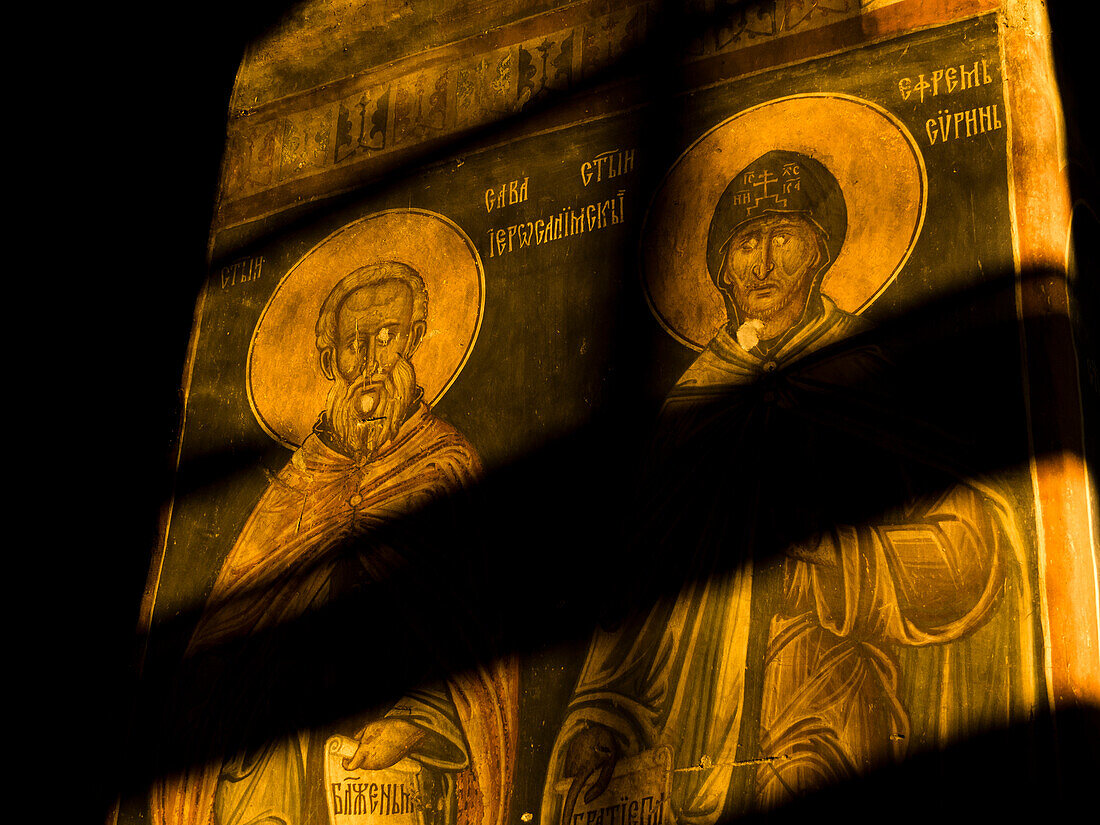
[248,209,485,449]
[642,94,927,351]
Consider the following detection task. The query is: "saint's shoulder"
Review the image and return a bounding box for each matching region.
[403,402,484,476]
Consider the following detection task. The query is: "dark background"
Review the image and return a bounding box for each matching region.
[70,2,1098,823]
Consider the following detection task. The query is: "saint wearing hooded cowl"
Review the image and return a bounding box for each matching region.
[543,151,1040,824]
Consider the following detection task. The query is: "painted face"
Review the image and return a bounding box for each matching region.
[334,280,417,385]
[324,280,421,458]
[720,214,824,322]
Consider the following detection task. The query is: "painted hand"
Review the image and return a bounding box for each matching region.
[343,718,427,771]
[560,724,620,825]
[786,531,839,566]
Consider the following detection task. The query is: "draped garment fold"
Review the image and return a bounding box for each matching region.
[542,297,1038,823]
[153,402,517,825]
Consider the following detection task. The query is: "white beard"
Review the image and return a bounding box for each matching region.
[324,357,417,460]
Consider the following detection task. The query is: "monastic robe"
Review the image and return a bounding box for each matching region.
[153,401,517,825]
[542,296,1038,824]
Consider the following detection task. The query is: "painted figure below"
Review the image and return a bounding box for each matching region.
[544,151,1038,824]
[154,262,516,825]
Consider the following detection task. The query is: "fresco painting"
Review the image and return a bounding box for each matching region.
[152,212,516,825]
[542,97,1037,824]
[125,8,1077,825]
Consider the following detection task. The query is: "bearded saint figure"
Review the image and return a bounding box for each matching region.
[153,262,516,825]
[543,151,1039,824]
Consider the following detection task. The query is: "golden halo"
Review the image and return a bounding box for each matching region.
[642,94,927,351]
[248,209,485,448]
